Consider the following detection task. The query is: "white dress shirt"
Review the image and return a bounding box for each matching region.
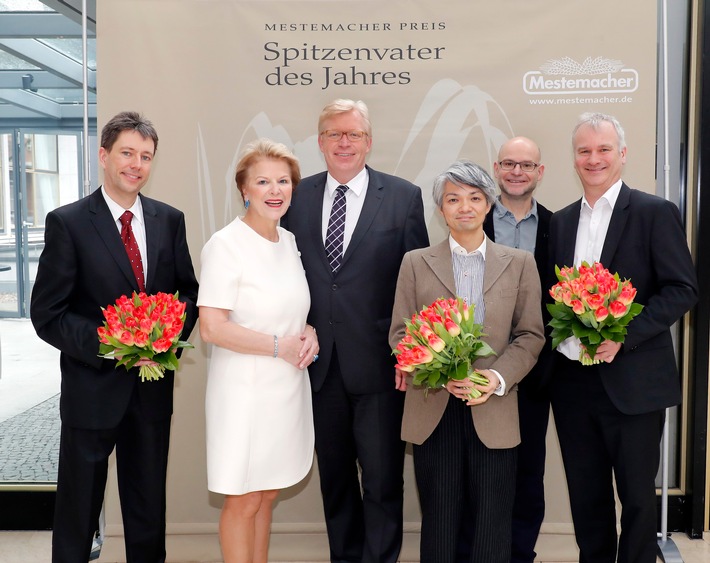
[321,167,369,252]
[102,187,148,282]
[557,179,622,361]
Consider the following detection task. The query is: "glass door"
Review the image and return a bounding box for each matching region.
[0,131,21,317]
[0,130,82,318]
[0,130,82,509]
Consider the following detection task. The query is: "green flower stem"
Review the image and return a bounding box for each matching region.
[465,371,489,400]
[138,364,166,382]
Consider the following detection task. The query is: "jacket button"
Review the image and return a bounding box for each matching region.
[332,284,338,290]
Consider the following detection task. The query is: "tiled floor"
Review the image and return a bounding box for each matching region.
[0,530,708,562]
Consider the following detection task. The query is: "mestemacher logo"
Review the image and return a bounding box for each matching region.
[523,57,638,95]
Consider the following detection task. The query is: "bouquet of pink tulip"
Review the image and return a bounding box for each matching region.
[547,261,643,365]
[393,297,496,399]
[97,292,193,382]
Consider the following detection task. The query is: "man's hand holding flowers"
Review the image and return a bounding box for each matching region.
[394,367,409,392]
[594,340,622,364]
[547,261,643,365]
[98,291,192,382]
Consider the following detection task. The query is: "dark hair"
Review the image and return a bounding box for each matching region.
[235,139,301,203]
[100,111,159,153]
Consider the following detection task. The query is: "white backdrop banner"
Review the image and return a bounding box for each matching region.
[100,0,656,244]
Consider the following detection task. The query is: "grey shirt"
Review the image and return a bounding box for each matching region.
[492,196,539,254]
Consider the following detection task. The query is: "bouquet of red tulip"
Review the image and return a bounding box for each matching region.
[393,297,496,399]
[547,262,643,365]
[97,292,193,382]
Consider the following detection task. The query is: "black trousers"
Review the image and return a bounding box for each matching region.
[551,357,664,563]
[414,395,517,563]
[312,348,405,563]
[52,389,171,563]
[511,386,550,563]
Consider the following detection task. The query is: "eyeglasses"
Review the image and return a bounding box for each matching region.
[498,160,540,172]
[320,130,369,142]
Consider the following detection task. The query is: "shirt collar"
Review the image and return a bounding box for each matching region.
[449,234,487,258]
[581,179,622,211]
[494,196,538,220]
[326,167,368,197]
[101,186,144,226]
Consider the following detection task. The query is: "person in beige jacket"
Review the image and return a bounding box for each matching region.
[389,160,544,563]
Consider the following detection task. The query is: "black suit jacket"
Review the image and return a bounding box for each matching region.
[30,189,199,429]
[484,200,553,393]
[281,166,429,394]
[549,183,698,414]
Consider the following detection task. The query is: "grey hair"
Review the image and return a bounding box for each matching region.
[432,160,497,209]
[572,112,626,151]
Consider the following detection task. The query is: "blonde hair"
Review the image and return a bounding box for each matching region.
[318,99,372,136]
[234,139,301,202]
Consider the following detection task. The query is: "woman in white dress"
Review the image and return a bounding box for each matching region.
[198,139,318,563]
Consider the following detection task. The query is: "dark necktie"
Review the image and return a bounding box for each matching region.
[325,185,348,272]
[119,210,145,291]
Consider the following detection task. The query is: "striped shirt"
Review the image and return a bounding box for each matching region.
[448,235,505,394]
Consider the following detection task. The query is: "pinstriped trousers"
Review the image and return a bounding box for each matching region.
[413,395,517,563]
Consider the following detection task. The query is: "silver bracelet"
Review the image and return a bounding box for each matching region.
[273,335,278,358]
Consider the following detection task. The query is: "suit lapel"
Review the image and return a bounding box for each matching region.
[421,240,457,296]
[558,202,581,267]
[483,206,496,241]
[420,238,514,298]
[340,167,382,271]
[141,195,160,291]
[88,189,139,290]
[483,239,513,294]
[600,183,631,268]
[306,174,329,271]
[535,205,551,260]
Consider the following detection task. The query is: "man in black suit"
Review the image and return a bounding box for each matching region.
[487,137,552,563]
[30,111,199,563]
[549,113,697,563]
[281,99,428,563]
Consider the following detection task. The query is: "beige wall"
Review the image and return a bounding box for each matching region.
[99,0,658,543]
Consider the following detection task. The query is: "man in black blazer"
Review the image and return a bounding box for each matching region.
[30,112,199,563]
[486,137,552,563]
[281,99,428,563]
[549,113,697,563]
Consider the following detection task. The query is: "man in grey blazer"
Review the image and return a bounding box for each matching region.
[389,160,544,562]
[281,99,428,563]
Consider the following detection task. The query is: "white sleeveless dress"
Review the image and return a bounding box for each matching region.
[198,217,314,494]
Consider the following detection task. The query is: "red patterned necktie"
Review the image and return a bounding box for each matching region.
[119,210,145,291]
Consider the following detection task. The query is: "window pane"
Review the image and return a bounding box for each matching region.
[32,134,57,172]
[0,0,53,11]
